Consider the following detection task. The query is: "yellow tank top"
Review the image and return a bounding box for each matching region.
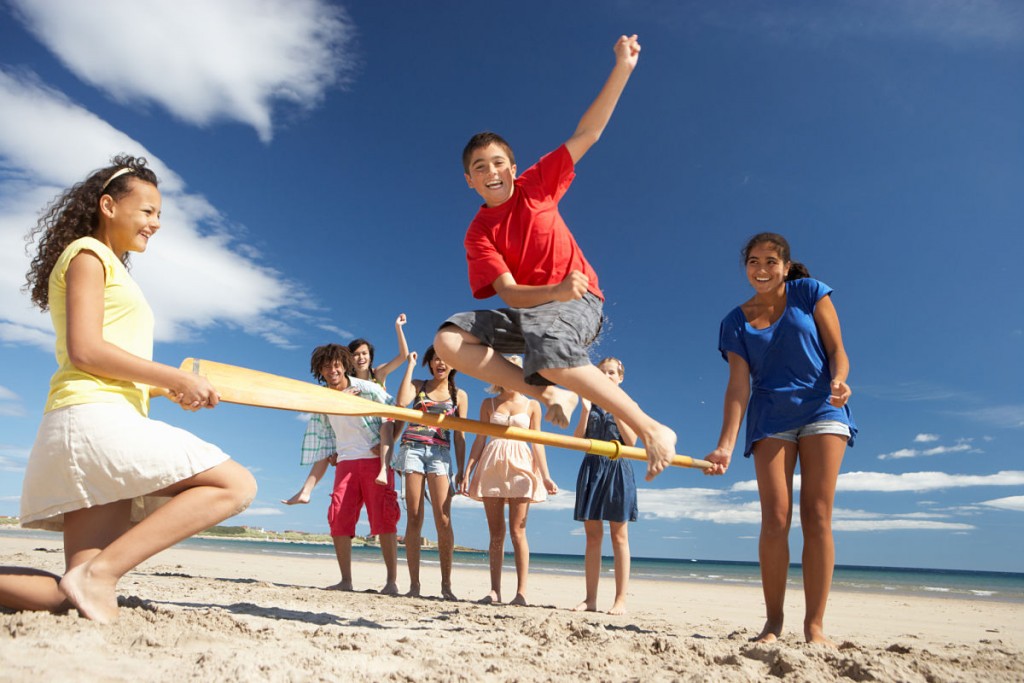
[45,236,154,416]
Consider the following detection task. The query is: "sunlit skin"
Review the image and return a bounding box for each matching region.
[465,143,517,208]
[350,344,372,378]
[744,243,790,297]
[93,178,162,258]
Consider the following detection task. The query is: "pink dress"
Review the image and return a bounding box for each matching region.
[467,411,546,503]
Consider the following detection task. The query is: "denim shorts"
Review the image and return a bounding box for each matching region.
[768,420,851,443]
[392,441,451,476]
[441,292,603,386]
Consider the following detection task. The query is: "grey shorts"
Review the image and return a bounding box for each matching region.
[768,420,851,443]
[441,293,603,385]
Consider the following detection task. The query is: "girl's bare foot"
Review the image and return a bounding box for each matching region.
[641,423,678,481]
[441,584,457,601]
[540,387,578,428]
[477,591,501,604]
[59,562,119,624]
[608,598,628,615]
[572,599,598,612]
[325,579,354,591]
[405,583,421,598]
[753,618,784,643]
[381,581,400,596]
[281,490,311,505]
[805,624,837,648]
[509,593,527,606]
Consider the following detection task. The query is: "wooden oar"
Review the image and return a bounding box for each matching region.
[174,358,710,471]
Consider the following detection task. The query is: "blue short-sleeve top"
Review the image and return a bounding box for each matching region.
[718,278,857,457]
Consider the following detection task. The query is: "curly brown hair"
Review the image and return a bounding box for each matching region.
[23,154,159,311]
[310,344,354,385]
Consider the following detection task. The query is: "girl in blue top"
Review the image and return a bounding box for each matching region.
[706,232,856,647]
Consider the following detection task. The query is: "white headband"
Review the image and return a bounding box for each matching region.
[100,167,134,192]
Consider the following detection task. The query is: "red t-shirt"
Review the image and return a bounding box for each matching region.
[464,145,603,301]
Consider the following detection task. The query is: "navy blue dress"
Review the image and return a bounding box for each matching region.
[573,404,638,522]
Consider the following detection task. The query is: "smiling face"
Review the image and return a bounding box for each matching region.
[745,242,790,295]
[350,343,372,376]
[465,142,517,207]
[428,353,450,381]
[319,359,347,390]
[597,359,624,385]
[97,178,161,257]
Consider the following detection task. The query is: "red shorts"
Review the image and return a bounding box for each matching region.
[327,458,400,537]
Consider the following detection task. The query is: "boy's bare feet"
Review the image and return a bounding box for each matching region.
[325,579,354,591]
[641,423,678,481]
[509,593,527,606]
[281,490,311,505]
[572,599,598,612]
[405,582,421,598]
[381,581,400,596]
[608,598,628,615]
[753,618,783,643]
[477,590,501,604]
[540,386,578,428]
[441,583,457,601]
[805,624,837,648]
[59,562,119,624]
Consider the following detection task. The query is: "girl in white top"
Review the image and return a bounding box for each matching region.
[0,156,256,623]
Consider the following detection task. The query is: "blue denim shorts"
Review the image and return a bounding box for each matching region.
[441,292,603,386]
[768,420,851,443]
[392,441,451,476]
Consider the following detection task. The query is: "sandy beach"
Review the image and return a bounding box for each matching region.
[1,534,1021,682]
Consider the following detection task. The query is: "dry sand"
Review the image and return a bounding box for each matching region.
[1,534,1021,682]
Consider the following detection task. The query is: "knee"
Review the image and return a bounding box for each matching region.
[800,505,833,537]
[760,510,791,538]
[230,466,258,513]
[433,327,460,362]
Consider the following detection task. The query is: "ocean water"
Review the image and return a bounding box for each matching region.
[174,535,1024,603]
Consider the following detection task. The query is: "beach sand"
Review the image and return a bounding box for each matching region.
[1,534,1021,682]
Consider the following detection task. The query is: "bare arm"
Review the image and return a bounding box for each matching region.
[459,399,492,494]
[564,35,641,164]
[395,352,420,407]
[704,352,751,476]
[572,398,593,438]
[492,270,589,309]
[65,251,216,410]
[453,389,469,487]
[530,401,558,494]
[373,313,410,386]
[813,295,852,406]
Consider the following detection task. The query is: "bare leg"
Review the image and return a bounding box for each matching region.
[402,473,426,597]
[542,365,676,481]
[327,536,354,591]
[281,459,328,505]
[752,438,798,642]
[0,568,68,612]
[481,498,506,603]
[427,473,457,600]
[608,521,630,615]
[508,499,530,606]
[573,520,603,612]
[379,532,399,596]
[797,434,845,646]
[434,327,578,428]
[60,460,256,623]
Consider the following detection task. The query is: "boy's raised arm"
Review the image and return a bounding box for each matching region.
[564,34,641,164]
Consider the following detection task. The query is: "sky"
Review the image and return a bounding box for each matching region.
[1,0,1021,573]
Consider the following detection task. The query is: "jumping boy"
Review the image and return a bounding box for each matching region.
[433,34,677,481]
[285,344,400,593]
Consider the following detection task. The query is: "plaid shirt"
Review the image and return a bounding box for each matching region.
[298,377,394,465]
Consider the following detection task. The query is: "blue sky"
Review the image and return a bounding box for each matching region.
[1,0,1021,573]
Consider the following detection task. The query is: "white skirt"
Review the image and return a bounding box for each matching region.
[20,402,231,531]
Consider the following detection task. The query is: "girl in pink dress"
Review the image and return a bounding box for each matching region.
[460,356,557,605]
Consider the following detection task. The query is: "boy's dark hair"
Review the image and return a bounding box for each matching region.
[462,131,515,173]
[421,345,459,411]
[24,154,159,311]
[310,344,353,385]
[742,232,811,281]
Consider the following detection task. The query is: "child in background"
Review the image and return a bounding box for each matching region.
[434,34,677,481]
[0,156,256,622]
[393,346,468,600]
[572,357,638,615]
[461,355,557,606]
[348,313,410,390]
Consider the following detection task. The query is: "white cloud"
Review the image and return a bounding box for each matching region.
[238,506,284,517]
[956,405,1024,429]
[0,386,24,416]
[731,470,1024,493]
[878,440,977,460]
[832,519,974,532]
[0,68,315,350]
[978,496,1024,512]
[10,0,355,142]
[914,433,940,443]
[638,487,762,524]
[452,491,576,512]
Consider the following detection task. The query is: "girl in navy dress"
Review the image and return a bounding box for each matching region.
[706,233,856,646]
[572,357,638,615]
